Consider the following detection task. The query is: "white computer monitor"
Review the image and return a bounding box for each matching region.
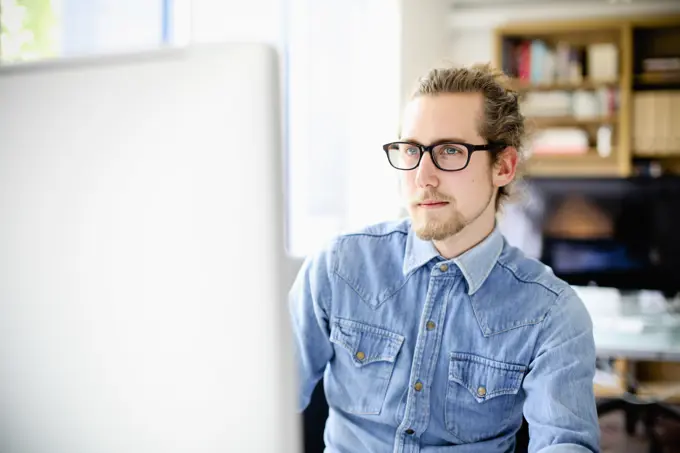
[0,43,298,453]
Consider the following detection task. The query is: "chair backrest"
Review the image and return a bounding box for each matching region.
[514,417,530,453]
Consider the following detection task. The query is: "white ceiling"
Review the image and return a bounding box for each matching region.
[451,0,677,8]
[449,0,680,28]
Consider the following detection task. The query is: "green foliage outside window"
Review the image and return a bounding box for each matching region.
[1,0,58,62]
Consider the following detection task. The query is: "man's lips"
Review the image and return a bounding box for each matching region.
[418,200,449,208]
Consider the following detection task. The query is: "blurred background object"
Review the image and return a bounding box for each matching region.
[1,42,295,453]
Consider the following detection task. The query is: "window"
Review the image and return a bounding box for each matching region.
[1,0,178,63]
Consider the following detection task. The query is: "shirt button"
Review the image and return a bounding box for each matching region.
[355,351,365,361]
[414,381,423,392]
[477,386,487,397]
[405,429,415,435]
[426,320,436,331]
[439,263,449,272]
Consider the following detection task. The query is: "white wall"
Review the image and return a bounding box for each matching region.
[400,0,452,109]
[449,0,680,66]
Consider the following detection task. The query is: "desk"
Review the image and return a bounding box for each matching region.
[592,314,680,452]
[576,288,680,451]
[584,287,680,361]
[595,330,680,361]
[583,289,680,399]
[593,308,680,403]
[594,329,680,403]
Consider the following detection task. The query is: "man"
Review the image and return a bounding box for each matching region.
[289,63,599,453]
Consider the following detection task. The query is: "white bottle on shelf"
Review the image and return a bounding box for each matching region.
[597,125,612,158]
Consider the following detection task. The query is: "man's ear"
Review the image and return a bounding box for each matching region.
[493,146,518,188]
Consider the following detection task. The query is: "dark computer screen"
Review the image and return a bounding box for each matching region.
[507,176,680,296]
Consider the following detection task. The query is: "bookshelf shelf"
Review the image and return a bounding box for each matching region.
[634,152,680,158]
[527,116,617,128]
[525,154,620,177]
[495,14,680,178]
[636,72,680,84]
[511,79,620,92]
[531,148,614,158]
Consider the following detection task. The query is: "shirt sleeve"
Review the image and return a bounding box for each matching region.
[523,288,601,453]
[288,245,335,412]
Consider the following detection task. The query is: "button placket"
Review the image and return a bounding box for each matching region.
[396,267,454,451]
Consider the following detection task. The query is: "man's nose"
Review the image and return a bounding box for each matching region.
[415,152,439,188]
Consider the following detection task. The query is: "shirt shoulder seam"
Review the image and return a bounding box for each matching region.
[528,288,577,365]
[495,259,561,298]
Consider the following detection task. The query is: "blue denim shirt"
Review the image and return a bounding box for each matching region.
[289,219,599,453]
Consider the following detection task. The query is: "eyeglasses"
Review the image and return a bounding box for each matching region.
[382,141,506,172]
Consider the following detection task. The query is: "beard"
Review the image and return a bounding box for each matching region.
[408,187,493,241]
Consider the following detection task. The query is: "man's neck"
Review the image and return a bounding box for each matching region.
[433,211,496,260]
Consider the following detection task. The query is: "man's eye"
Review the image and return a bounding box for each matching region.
[405,147,419,156]
[443,147,460,155]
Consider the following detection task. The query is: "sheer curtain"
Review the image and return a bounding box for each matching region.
[286,0,403,257]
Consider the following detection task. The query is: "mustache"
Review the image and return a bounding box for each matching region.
[410,188,454,205]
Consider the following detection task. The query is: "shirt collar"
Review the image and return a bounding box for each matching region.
[402,227,440,277]
[403,224,504,295]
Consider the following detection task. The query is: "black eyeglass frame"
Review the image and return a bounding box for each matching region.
[382,141,507,172]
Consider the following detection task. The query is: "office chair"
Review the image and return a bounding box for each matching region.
[598,396,680,453]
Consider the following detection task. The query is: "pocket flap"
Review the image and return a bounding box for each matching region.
[330,318,404,367]
[448,352,525,402]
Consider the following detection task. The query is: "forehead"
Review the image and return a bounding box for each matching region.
[401,93,484,144]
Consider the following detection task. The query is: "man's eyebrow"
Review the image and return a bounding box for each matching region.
[399,137,468,144]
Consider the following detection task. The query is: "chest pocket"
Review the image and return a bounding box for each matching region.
[445,352,525,443]
[328,318,404,415]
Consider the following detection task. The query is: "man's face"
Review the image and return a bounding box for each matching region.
[399,93,497,241]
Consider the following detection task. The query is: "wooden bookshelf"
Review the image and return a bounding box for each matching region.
[496,17,680,394]
[495,15,680,178]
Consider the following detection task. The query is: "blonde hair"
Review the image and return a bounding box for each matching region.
[411,63,526,209]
